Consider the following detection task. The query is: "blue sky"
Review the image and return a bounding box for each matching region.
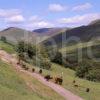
[0,0,100,30]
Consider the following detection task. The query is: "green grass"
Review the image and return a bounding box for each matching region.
[0,40,100,100]
[0,60,64,100]
[31,63,100,100]
[0,41,15,54]
[43,64,100,100]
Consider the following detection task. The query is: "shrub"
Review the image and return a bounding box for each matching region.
[35,55,51,70]
[86,70,100,81]
[76,62,90,78]
[51,51,63,65]
[1,36,7,43]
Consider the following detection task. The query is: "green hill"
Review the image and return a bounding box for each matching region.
[0,60,64,100]
[0,27,36,44]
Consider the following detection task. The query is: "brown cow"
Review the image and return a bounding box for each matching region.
[86,88,90,92]
[44,75,53,81]
[39,69,42,74]
[74,84,78,87]
[32,68,35,72]
[55,77,63,85]
[73,80,76,84]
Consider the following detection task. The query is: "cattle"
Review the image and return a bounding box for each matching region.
[86,88,90,92]
[73,80,76,84]
[39,69,42,74]
[55,77,63,85]
[74,84,78,87]
[44,75,53,81]
[32,68,35,72]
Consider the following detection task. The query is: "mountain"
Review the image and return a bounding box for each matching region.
[33,28,68,41]
[42,20,100,48]
[89,19,100,25]
[33,27,69,43]
[0,27,36,44]
[33,28,67,37]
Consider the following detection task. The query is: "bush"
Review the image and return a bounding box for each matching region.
[16,41,36,60]
[34,45,51,70]
[51,51,63,65]
[76,61,100,82]
[76,62,90,78]
[35,55,51,70]
[16,41,51,70]
[1,36,7,43]
[86,70,100,81]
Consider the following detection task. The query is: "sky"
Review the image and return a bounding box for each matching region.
[0,0,100,30]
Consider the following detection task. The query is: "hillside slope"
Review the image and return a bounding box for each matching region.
[33,28,68,42]
[0,60,64,100]
[42,20,100,48]
[0,27,36,44]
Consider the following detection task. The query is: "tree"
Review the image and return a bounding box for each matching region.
[16,41,36,59]
[18,52,25,63]
[76,62,90,78]
[35,45,51,70]
[86,70,100,81]
[1,36,7,43]
[27,43,36,58]
[52,51,63,65]
[16,41,25,53]
[16,41,26,63]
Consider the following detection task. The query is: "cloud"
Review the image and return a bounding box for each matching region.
[58,13,100,25]
[5,15,25,23]
[26,16,54,29]
[0,9,25,23]
[72,3,92,11]
[26,21,54,29]
[48,4,66,12]
[29,15,41,22]
[0,9,21,17]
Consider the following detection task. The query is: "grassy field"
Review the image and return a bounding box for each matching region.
[0,60,64,100]
[0,40,100,100]
[44,64,100,100]
[30,63,100,100]
[0,41,15,54]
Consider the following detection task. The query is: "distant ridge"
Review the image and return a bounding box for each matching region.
[0,27,36,44]
[33,27,68,37]
[41,19,100,48]
[89,19,100,25]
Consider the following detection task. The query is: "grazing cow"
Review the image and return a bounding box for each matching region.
[44,75,52,81]
[73,80,76,84]
[32,68,35,72]
[86,88,90,92]
[74,84,78,87]
[55,77,63,85]
[39,69,42,74]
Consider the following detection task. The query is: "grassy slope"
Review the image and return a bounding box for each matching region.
[0,41,15,54]
[42,64,100,100]
[0,60,64,100]
[26,61,100,100]
[0,41,100,100]
[58,41,100,100]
